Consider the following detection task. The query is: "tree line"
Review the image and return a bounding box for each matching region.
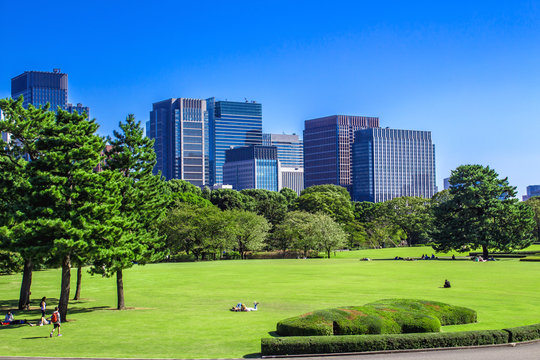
[1,97,539,320]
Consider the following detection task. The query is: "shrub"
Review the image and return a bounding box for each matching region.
[276,299,476,336]
[0,250,23,274]
[503,323,540,342]
[520,256,540,262]
[261,330,509,355]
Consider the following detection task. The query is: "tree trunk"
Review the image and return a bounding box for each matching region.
[482,245,489,259]
[73,266,82,300]
[117,269,126,310]
[58,254,71,322]
[327,249,331,259]
[18,259,33,310]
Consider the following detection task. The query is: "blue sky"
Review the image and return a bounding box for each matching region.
[1,1,539,197]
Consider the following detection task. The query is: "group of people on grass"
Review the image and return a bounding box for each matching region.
[2,296,62,337]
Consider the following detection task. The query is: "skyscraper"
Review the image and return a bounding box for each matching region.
[352,128,436,202]
[207,98,262,185]
[303,115,379,190]
[11,69,90,117]
[223,145,279,191]
[0,109,8,144]
[263,133,304,194]
[148,98,209,185]
[523,185,540,201]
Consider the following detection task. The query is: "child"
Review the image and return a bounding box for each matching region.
[49,307,61,337]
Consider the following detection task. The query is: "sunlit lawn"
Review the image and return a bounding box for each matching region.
[0,245,539,358]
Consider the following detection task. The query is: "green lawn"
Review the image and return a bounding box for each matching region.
[1,245,539,358]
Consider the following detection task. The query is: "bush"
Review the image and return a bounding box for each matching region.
[520,256,540,262]
[276,299,476,336]
[261,330,509,355]
[504,323,540,342]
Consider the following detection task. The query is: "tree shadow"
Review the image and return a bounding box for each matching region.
[22,336,50,339]
[243,353,262,358]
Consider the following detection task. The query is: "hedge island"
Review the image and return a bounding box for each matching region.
[277,299,477,336]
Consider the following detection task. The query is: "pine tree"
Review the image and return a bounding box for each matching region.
[91,114,168,310]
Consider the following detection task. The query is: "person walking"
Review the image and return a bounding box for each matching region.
[39,297,47,326]
[49,307,61,337]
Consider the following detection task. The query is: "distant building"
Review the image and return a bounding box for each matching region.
[223,145,279,191]
[443,177,450,190]
[207,98,262,185]
[523,185,540,201]
[1,109,9,144]
[148,98,209,186]
[303,115,379,191]
[280,167,304,195]
[263,133,304,194]
[11,69,89,117]
[207,184,233,190]
[352,128,436,202]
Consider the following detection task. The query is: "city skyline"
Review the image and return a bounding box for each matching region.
[1,1,539,197]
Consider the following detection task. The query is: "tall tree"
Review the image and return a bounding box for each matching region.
[524,197,540,242]
[240,189,288,225]
[311,213,348,258]
[228,210,269,259]
[0,98,56,310]
[431,165,535,258]
[91,115,168,310]
[297,185,354,223]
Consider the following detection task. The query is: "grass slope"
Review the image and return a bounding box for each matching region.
[0,246,539,358]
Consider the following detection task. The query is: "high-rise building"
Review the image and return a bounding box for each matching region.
[148,98,209,185]
[352,128,436,202]
[262,133,303,168]
[223,145,279,191]
[207,98,262,185]
[0,109,9,144]
[11,69,90,117]
[263,133,304,194]
[303,115,379,191]
[523,185,540,201]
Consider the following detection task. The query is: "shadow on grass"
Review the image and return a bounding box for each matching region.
[243,353,262,358]
[22,336,50,339]
[267,331,280,337]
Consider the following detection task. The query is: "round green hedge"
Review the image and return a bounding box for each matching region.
[276,299,476,336]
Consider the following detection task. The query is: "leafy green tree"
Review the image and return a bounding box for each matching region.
[432,165,535,258]
[378,196,433,245]
[0,98,59,310]
[207,189,256,212]
[353,201,381,223]
[228,210,270,259]
[364,221,407,248]
[279,187,298,210]
[343,221,368,249]
[240,189,288,225]
[524,197,540,242]
[297,185,354,223]
[311,213,348,258]
[91,115,168,310]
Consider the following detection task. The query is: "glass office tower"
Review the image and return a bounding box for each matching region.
[303,115,379,191]
[207,98,262,185]
[262,133,303,168]
[352,128,436,202]
[148,98,209,185]
[223,145,279,191]
[11,69,89,117]
[523,185,540,201]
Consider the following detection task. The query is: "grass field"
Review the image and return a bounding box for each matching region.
[1,245,539,358]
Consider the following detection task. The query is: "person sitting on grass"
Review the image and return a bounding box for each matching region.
[444,279,451,288]
[1,311,33,326]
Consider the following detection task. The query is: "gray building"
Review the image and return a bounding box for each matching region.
[223,145,279,191]
[1,109,9,144]
[11,69,89,117]
[148,98,209,185]
[303,115,379,191]
[352,128,436,202]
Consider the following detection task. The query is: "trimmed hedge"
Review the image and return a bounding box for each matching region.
[261,330,509,355]
[276,299,476,336]
[504,323,540,342]
[520,256,540,262]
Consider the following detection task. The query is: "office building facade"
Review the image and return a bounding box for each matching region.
[280,167,304,195]
[303,115,379,190]
[523,185,540,201]
[148,98,209,185]
[11,69,90,117]
[352,128,436,202]
[207,98,262,185]
[223,145,279,191]
[1,109,9,144]
[262,133,303,168]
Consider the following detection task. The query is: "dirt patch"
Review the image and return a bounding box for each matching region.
[299,312,313,318]
[339,309,367,319]
[426,303,441,310]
